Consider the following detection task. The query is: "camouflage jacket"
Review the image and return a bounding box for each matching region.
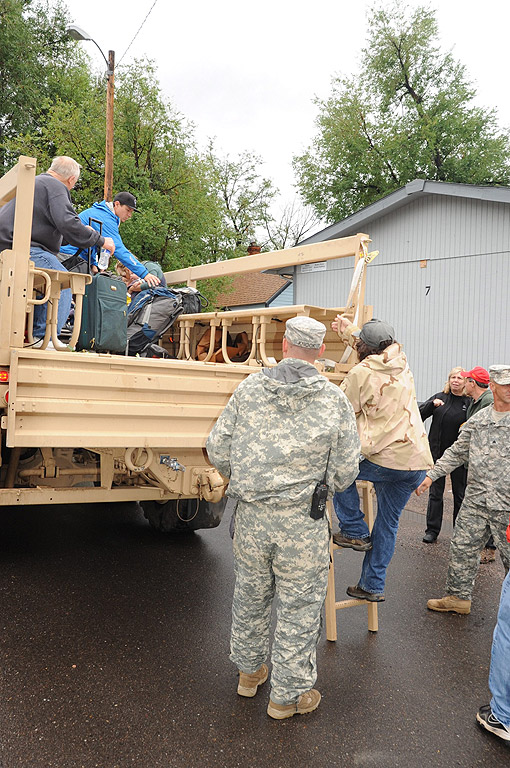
[428,407,510,510]
[206,358,360,504]
[339,324,432,471]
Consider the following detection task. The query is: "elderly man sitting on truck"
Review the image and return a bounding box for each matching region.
[0,155,116,346]
[60,192,160,288]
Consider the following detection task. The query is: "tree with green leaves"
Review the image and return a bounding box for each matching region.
[14,54,228,273]
[205,146,277,257]
[1,0,287,293]
[294,1,510,222]
[0,0,90,169]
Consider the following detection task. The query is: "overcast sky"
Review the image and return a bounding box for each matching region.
[64,0,510,208]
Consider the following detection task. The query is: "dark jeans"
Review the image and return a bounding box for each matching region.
[333,459,426,594]
[425,464,467,536]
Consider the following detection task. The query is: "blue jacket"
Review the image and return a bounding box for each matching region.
[60,200,149,278]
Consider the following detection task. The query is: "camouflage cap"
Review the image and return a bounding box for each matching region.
[285,316,326,349]
[354,319,395,348]
[489,365,510,385]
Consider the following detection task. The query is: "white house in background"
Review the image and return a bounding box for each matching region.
[286,179,510,400]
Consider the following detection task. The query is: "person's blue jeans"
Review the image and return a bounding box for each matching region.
[333,459,426,594]
[489,569,510,728]
[30,247,72,338]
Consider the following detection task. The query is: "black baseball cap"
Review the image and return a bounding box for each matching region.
[113,191,139,211]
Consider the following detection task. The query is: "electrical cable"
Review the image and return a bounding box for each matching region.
[118,0,159,64]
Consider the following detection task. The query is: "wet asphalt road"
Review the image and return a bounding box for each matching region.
[0,496,508,768]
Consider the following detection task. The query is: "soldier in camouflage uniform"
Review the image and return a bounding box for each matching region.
[418,365,510,615]
[206,316,360,720]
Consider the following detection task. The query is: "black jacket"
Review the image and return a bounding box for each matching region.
[419,392,470,460]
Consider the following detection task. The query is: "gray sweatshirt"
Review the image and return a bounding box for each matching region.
[0,173,105,256]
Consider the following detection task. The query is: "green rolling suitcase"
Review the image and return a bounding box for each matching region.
[77,273,128,353]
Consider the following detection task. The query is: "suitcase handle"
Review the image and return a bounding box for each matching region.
[87,217,104,274]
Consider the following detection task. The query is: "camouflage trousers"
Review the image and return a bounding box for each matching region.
[230,498,330,705]
[446,503,510,600]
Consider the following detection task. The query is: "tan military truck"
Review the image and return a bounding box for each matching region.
[0,156,373,532]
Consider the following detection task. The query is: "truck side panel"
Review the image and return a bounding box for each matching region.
[6,350,250,448]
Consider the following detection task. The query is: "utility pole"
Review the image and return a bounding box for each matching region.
[104,49,115,202]
[67,26,115,201]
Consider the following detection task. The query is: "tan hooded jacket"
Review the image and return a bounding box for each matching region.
[340,324,433,471]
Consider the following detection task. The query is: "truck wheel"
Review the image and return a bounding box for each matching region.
[141,497,226,533]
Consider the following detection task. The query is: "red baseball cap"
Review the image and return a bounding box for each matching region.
[460,367,489,385]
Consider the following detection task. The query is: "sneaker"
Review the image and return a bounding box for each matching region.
[267,689,321,720]
[476,704,510,742]
[480,548,496,564]
[346,584,385,602]
[426,595,471,614]
[31,338,55,350]
[237,664,268,697]
[332,532,372,551]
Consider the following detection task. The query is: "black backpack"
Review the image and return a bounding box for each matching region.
[172,286,208,314]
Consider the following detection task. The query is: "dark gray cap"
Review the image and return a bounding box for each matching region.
[354,319,395,348]
[489,365,510,385]
[285,316,326,349]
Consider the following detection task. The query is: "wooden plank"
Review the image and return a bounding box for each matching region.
[164,234,369,285]
[325,483,379,641]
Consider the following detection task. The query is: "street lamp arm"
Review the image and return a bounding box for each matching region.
[89,38,110,71]
[66,25,109,69]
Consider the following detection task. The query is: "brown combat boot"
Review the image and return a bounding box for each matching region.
[427,595,471,614]
[237,664,269,697]
[267,689,321,720]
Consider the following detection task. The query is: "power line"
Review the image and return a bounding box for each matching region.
[118,0,159,65]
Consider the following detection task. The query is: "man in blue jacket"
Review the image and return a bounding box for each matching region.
[60,192,160,286]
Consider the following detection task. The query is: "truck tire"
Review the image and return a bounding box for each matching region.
[141,497,226,533]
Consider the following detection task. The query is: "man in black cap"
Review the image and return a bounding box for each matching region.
[59,192,160,286]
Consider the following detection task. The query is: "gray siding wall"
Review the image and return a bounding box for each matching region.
[295,195,510,400]
[269,283,294,307]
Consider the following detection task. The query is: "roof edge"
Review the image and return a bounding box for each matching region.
[300,179,510,244]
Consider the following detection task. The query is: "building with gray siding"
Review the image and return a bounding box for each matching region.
[292,180,510,400]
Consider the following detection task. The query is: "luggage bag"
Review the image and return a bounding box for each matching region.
[127,287,183,356]
[77,273,128,353]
